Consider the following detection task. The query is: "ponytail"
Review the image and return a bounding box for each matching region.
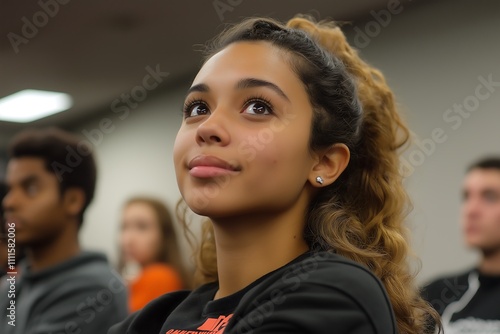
[288,17,439,334]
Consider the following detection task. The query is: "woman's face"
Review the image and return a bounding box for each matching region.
[120,202,162,266]
[173,41,317,218]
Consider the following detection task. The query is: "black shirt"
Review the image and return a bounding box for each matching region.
[422,268,500,333]
[109,251,397,334]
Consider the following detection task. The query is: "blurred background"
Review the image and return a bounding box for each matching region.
[1,0,499,283]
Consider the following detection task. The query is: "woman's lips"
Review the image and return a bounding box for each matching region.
[188,155,240,178]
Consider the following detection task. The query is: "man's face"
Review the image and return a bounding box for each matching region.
[2,157,69,247]
[461,168,500,253]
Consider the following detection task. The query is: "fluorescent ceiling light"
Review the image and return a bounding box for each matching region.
[0,89,73,123]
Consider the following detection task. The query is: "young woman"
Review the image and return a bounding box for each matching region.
[118,197,188,312]
[110,16,439,334]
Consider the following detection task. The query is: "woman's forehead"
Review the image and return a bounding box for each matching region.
[192,42,301,92]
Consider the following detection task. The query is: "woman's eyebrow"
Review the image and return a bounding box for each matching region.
[185,78,290,102]
[186,83,210,95]
[236,78,290,102]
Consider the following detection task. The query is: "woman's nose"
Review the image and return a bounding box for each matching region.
[195,110,230,146]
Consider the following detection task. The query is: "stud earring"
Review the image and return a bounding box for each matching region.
[315,176,324,185]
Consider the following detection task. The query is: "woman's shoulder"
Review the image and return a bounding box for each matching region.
[231,251,396,333]
[268,251,389,295]
[297,251,389,296]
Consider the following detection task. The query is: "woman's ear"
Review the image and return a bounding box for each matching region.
[63,188,86,218]
[308,143,350,187]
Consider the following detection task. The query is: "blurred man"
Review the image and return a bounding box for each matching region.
[423,157,500,333]
[0,128,128,334]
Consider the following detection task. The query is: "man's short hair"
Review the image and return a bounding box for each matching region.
[467,157,500,173]
[7,127,97,225]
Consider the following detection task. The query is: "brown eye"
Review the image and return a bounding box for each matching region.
[484,191,499,203]
[189,103,209,117]
[184,100,210,118]
[243,100,272,115]
[25,183,38,197]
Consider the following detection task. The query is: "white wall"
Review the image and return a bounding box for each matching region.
[78,0,500,283]
[77,86,191,267]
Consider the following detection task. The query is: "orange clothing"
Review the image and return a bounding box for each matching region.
[129,263,183,312]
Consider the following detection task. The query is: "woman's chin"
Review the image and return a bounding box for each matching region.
[186,202,238,221]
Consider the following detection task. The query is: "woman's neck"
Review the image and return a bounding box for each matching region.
[212,205,309,299]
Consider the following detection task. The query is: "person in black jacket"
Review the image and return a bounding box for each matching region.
[422,157,500,333]
[110,15,438,334]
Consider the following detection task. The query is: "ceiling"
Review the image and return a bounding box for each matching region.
[0,0,417,139]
